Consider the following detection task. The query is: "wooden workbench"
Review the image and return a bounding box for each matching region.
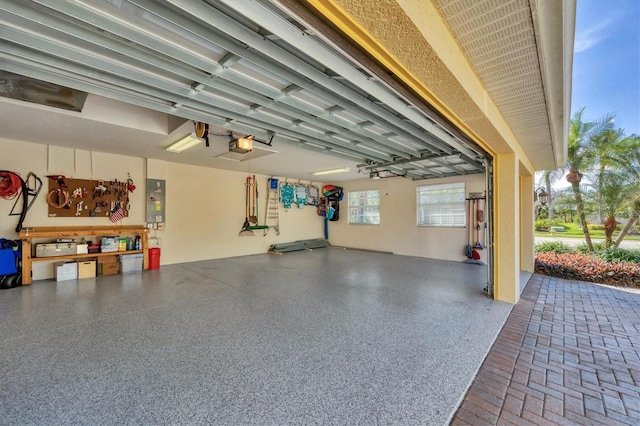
[18,225,149,284]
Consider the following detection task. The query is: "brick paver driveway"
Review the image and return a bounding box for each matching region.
[452,274,640,425]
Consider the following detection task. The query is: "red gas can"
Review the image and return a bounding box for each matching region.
[148,247,161,270]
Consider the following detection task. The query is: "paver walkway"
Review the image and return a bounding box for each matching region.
[452,274,640,425]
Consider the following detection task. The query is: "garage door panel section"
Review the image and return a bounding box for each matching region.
[0,0,485,179]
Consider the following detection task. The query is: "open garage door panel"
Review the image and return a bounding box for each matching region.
[0,0,488,178]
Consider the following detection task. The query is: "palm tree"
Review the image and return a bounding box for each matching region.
[565,108,615,252]
[592,170,634,247]
[589,128,627,222]
[613,134,640,246]
[614,196,639,246]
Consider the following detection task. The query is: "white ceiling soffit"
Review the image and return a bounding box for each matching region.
[0,0,486,180]
[433,0,571,170]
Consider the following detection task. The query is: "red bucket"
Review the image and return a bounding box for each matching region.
[148,247,161,270]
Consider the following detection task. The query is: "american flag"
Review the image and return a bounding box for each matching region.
[110,203,125,222]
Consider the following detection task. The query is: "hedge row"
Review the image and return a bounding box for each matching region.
[535,252,640,287]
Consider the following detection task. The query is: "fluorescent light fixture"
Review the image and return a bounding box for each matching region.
[311,167,351,176]
[166,133,202,153]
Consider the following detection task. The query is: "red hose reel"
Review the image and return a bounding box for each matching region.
[0,172,23,199]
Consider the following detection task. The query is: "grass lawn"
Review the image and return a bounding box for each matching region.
[535,222,640,240]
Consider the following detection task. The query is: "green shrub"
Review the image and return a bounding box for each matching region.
[535,218,560,231]
[589,223,623,231]
[594,241,607,250]
[535,219,549,232]
[575,241,607,254]
[598,247,640,264]
[575,243,590,254]
[535,241,574,254]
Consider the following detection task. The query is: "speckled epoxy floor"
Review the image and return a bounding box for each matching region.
[0,249,512,425]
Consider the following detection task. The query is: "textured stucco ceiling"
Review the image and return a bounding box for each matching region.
[432,0,553,169]
[323,0,571,171]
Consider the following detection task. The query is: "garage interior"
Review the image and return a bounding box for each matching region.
[0,0,573,423]
[0,250,512,424]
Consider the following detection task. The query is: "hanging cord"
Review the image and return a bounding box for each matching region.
[0,172,23,199]
[0,170,28,232]
[46,188,70,209]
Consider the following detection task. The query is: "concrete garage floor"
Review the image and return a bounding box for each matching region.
[0,249,512,425]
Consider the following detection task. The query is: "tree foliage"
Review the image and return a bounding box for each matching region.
[538,109,639,251]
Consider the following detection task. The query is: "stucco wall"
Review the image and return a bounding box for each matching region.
[330,173,487,262]
[149,160,324,265]
[0,139,323,280]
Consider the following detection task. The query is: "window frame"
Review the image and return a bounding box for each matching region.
[348,189,381,225]
[416,182,466,227]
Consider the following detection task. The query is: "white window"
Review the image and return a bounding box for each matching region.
[348,190,380,225]
[417,182,466,227]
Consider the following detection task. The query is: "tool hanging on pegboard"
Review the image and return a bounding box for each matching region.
[46,176,132,218]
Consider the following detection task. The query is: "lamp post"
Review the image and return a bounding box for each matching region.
[534,187,549,219]
[534,187,548,206]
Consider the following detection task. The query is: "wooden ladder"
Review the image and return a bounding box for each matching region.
[264,178,280,236]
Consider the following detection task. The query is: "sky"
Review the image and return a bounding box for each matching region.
[572,0,640,136]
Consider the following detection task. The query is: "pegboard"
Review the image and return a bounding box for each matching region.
[46,176,132,219]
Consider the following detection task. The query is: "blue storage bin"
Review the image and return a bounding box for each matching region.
[0,239,19,276]
[0,248,16,275]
